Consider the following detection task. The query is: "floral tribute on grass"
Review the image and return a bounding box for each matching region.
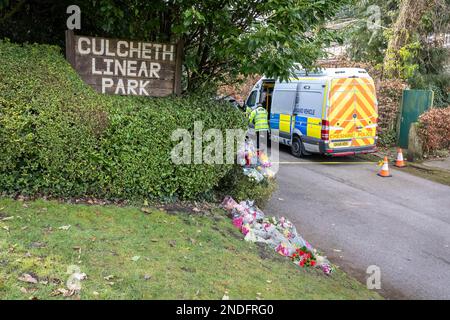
[291,246,316,268]
[222,196,333,275]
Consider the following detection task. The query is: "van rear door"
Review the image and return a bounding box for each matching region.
[328,78,377,149]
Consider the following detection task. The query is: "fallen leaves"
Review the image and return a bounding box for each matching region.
[222,290,230,300]
[168,240,177,247]
[18,273,38,284]
[131,255,141,262]
[51,288,75,297]
[66,271,87,291]
[143,274,152,280]
[30,241,46,248]
[141,207,152,214]
[20,287,37,294]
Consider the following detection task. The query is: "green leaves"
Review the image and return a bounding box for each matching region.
[0,41,246,201]
[183,6,206,28]
[1,0,350,91]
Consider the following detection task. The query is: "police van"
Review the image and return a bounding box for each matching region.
[244,68,378,157]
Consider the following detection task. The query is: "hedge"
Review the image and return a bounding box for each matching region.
[0,40,247,200]
[215,165,277,208]
[418,106,450,155]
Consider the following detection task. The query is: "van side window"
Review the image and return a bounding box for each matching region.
[295,89,324,118]
[272,90,297,114]
[246,90,257,107]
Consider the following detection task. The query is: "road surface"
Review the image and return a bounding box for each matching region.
[266,145,450,299]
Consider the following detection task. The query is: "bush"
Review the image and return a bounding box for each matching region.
[409,73,450,108]
[377,129,397,147]
[0,40,247,200]
[216,165,277,208]
[418,106,450,155]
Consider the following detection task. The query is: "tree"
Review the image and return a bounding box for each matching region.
[383,0,434,78]
[0,0,351,92]
[340,0,399,64]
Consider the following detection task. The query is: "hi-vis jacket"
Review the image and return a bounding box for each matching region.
[249,107,269,132]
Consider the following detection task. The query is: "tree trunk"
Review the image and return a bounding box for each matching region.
[383,0,433,78]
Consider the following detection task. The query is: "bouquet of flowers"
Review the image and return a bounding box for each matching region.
[257,151,272,168]
[291,246,316,267]
[237,139,258,167]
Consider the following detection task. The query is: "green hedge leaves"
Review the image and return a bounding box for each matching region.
[0,41,246,200]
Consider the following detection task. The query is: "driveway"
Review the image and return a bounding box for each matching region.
[266,146,450,299]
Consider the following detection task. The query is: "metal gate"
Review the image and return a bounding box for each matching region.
[397,89,434,148]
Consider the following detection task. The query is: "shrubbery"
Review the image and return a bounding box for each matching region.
[377,129,397,148]
[0,40,249,200]
[409,73,450,108]
[418,106,450,155]
[216,165,277,208]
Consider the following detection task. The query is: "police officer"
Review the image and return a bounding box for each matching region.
[245,105,252,118]
[249,103,269,150]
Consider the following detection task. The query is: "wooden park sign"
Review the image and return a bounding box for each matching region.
[65,30,183,97]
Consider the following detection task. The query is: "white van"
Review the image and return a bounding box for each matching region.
[244,68,378,157]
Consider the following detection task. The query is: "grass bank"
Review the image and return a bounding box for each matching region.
[0,198,381,300]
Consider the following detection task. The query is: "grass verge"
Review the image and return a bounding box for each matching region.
[0,198,381,300]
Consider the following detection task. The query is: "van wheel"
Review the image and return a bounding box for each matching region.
[291,136,305,158]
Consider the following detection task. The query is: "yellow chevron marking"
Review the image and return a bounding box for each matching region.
[329,91,354,119]
[329,79,353,102]
[338,104,357,133]
[341,121,355,135]
[355,90,376,115]
[329,78,354,105]
[355,104,372,123]
[331,78,354,94]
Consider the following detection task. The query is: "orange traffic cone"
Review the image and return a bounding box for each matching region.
[377,156,392,177]
[394,148,406,167]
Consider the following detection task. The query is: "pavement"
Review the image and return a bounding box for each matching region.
[265,145,450,300]
[423,157,450,171]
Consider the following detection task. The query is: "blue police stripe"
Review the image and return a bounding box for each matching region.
[294,116,308,135]
[269,113,280,130]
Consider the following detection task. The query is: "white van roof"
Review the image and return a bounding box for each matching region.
[261,68,372,81]
[295,68,369,77]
